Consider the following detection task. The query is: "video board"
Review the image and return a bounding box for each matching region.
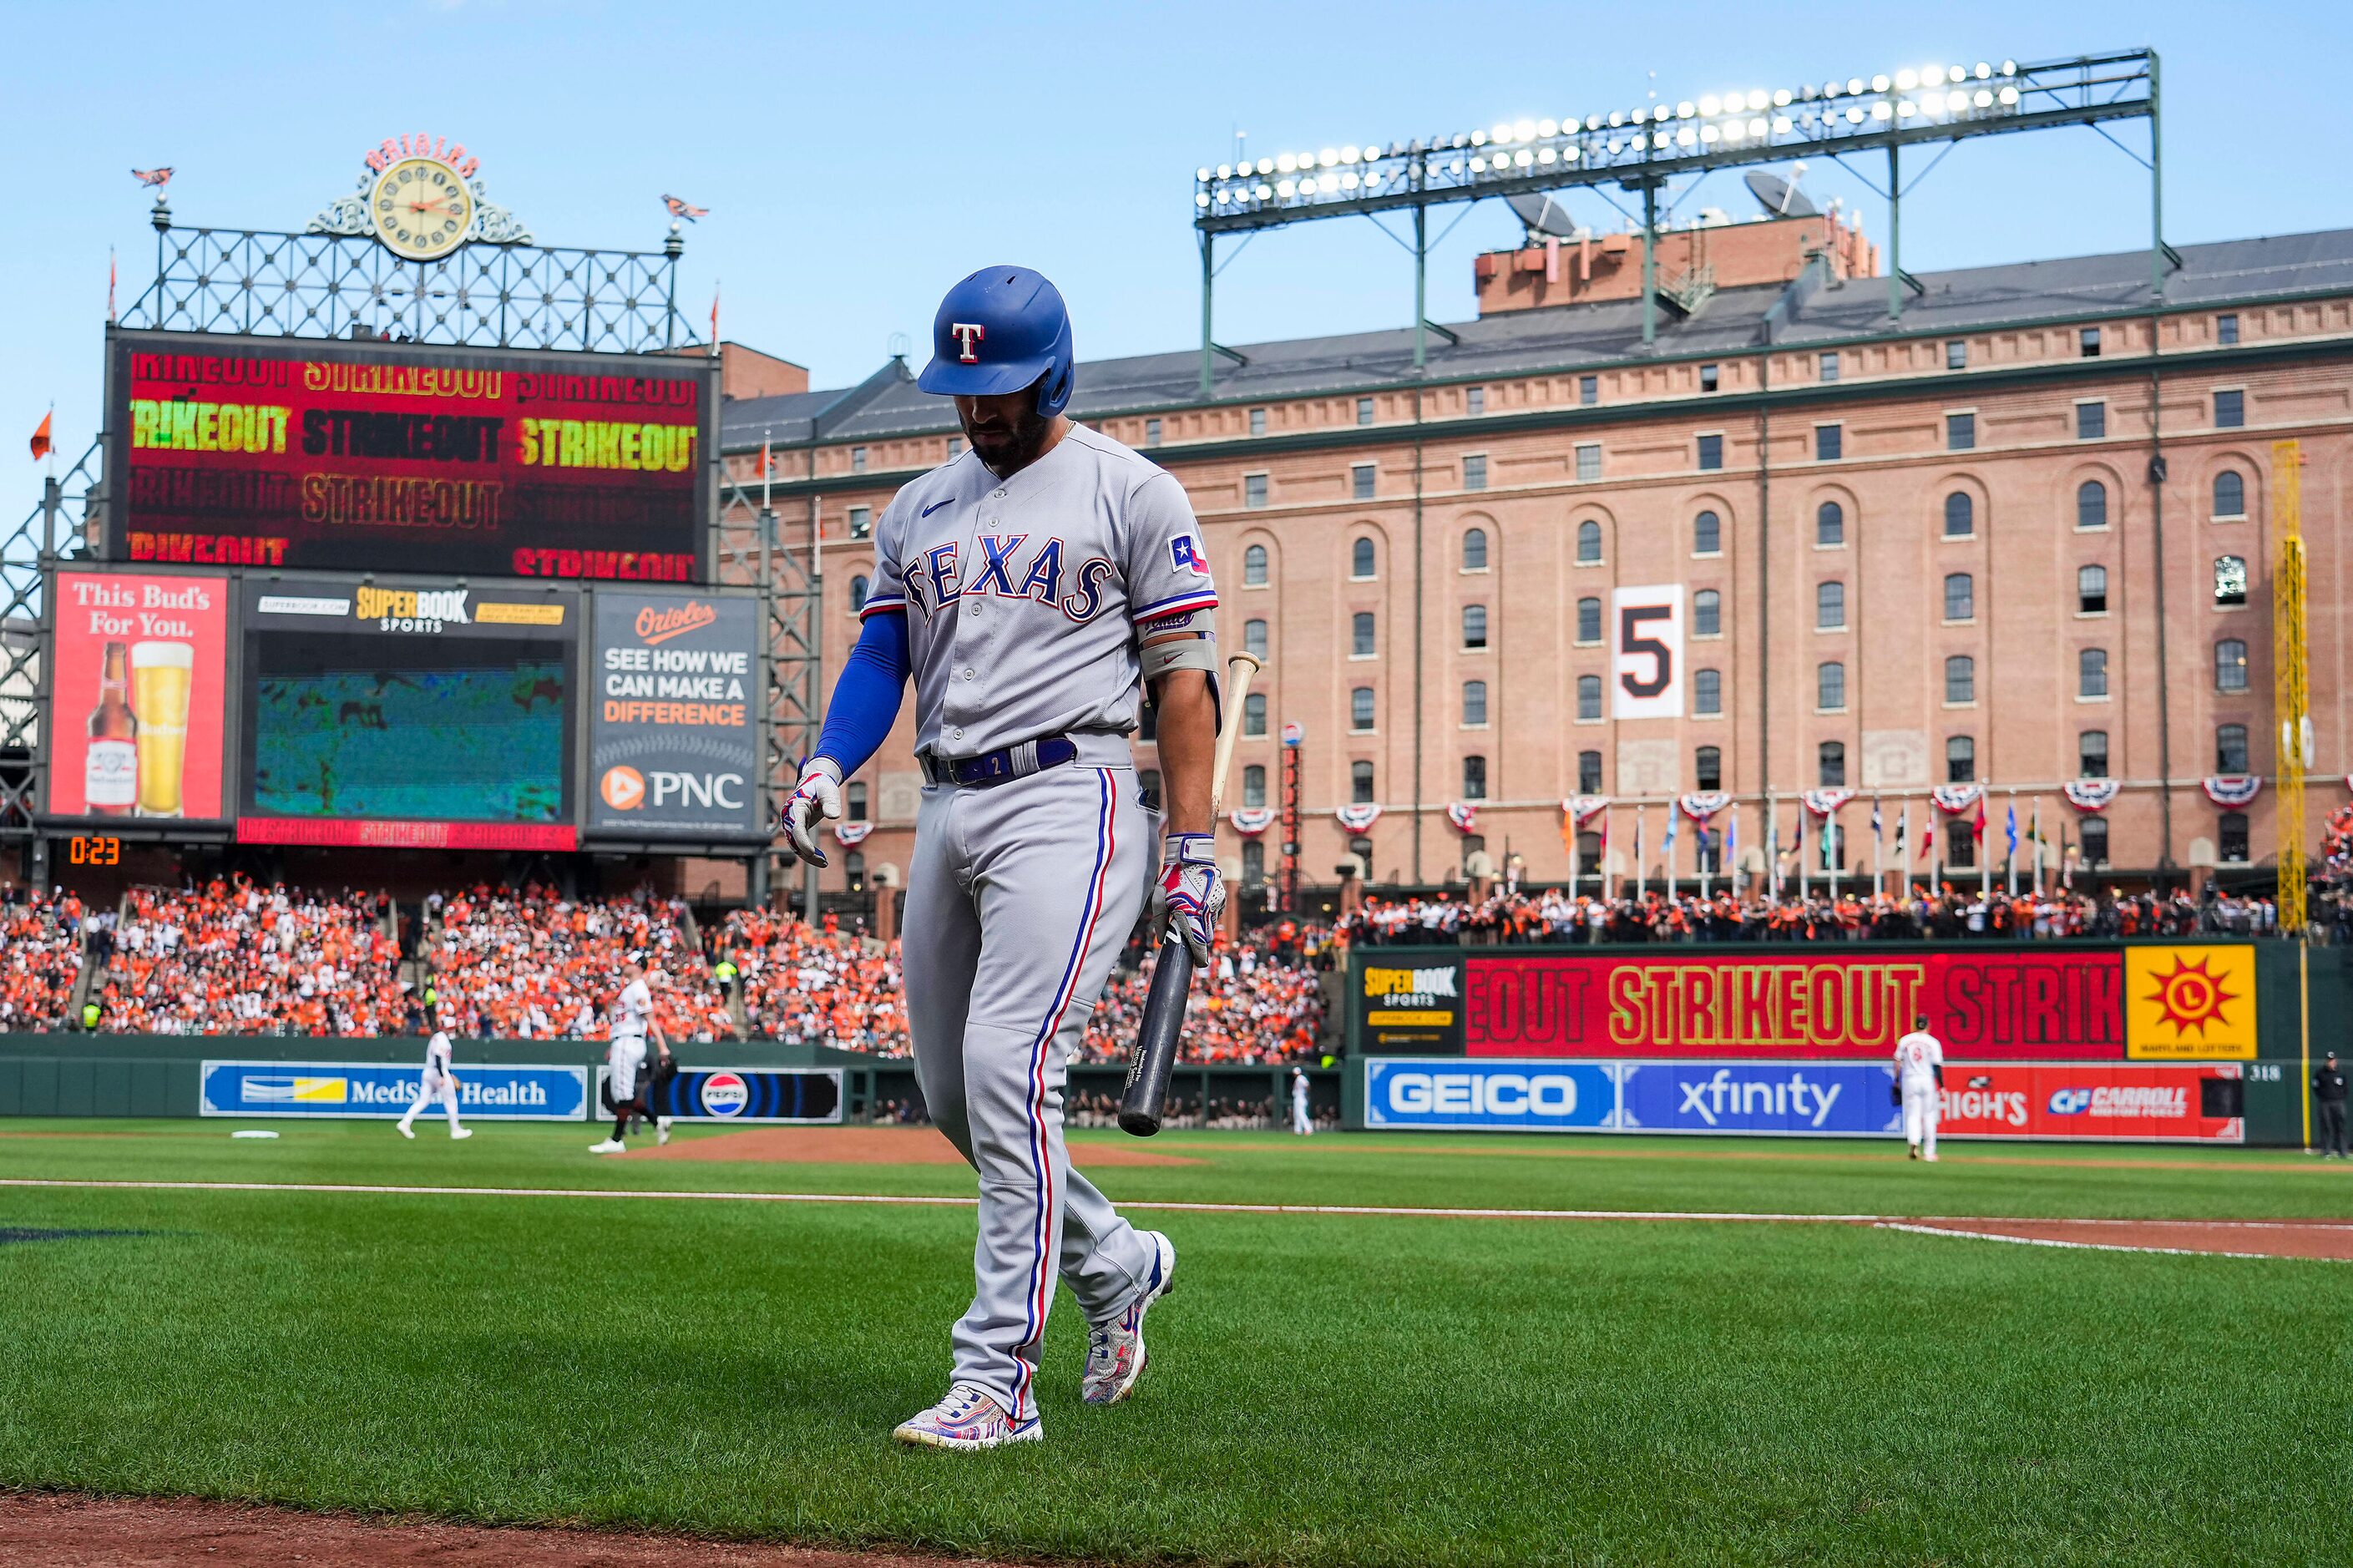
[105,328,716,583]
[585,590,762,842]
[237,576,581,850]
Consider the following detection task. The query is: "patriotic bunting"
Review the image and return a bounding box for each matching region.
[1335,803,1384,833]
[1446,802,1480,833]
[1565,795,1610,825]
[1228,807,1275,836]
[832,822,873,847]
[2062,778,2121,813]
[1678,792,1731,822]
[2202,775,2262,807]
[1801,789,1854,817]
[1930,784,1982,814]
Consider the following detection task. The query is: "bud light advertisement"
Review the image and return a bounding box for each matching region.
[200,1060,588,1119]
[586,590,763,842]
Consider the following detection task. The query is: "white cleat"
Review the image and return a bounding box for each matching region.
[450,1128,473,1141]
[1083,1230,1176,1406]
[397,1124,415,1141]
[588,1138,626,1154]
[892,1382,1041,1450]
[657,1124,671,1146]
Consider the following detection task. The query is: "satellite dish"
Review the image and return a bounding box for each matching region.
[1743,169,1819,218]
[1506,191,1581,239]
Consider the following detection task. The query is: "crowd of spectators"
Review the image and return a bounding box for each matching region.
[1075,930,1328,1065]
[0,885,90,1032]
[93,880,407,1035]
[1341,884,2335,945]
[426,886,736,1042]
[720,908,909,1055]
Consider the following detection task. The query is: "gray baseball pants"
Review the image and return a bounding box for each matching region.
[903,759,1160,1422]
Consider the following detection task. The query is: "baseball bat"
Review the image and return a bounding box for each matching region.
[1120,650,1262,1136]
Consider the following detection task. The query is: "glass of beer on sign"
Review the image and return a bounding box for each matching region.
[129,640,193,817]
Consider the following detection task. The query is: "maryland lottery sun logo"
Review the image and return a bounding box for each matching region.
[2123,946,2256,1060]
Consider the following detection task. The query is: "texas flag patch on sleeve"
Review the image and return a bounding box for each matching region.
[1170,535,1211,576]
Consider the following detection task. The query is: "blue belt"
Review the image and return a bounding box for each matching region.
[920,734,1079,789]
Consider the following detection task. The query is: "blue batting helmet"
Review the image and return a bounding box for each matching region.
[916,266,1075,417]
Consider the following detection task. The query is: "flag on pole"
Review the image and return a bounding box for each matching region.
[107,248,117,323]
[2006,805,2018,857]
[1726,807,1739,889]
[710,281,721,354]
[28,410,52,462]
[1921,812,1935,859]
[1973,798,1988,842]
[1872,797,1883,841]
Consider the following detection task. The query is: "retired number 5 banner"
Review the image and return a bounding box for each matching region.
[1612,584,1683,720]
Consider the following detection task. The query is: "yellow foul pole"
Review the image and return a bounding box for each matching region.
[2271,438,2308,933]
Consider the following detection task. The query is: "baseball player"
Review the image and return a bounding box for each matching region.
[1894,1013,1945,1161]
[785,267,1215,1450]
[1289,1066,1312,1136]
[590,961,671,1153]
[396,1015,472,1141]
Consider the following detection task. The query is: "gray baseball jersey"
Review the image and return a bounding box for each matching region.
[859,424,1217,758]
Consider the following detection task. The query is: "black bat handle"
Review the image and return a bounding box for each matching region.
[1118,933,1193,1136]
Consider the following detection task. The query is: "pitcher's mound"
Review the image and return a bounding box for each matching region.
[626,1125,1203,1167]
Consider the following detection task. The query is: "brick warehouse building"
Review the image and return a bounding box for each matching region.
[714,215,2350,908]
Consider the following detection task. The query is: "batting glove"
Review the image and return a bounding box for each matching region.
[1151,832,1224,966]
[782,758,843,868]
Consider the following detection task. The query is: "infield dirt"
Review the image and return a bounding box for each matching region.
[620,1125,1202,1166]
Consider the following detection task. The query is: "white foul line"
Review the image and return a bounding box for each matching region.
[1873,1221,2341,1262]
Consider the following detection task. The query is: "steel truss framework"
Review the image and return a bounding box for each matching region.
[1192,48,2165,391]
[714,473,822,914]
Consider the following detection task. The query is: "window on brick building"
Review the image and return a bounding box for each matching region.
[1578,750,1602,793]
[1351,537,1376,579]
[1697,433,1723,470]
[1352,613,1376,655]
[1579,375,1599,405]
[2077,401,2106,439]
[2078,647,2108,699]
[1249,407,1268,436]
[2216,313,2239,345]
[2078,564,2108,614]
[1693,589,1721,637]
[849,574,868,613]
[1461,604,1488,650]
[1462,528,1489,570]
[1356,396,1375,426]
[2079,731,2108,778]
[1462,680,1488,726]
[1946,736,1975,783]
[2215,638,2248,692]
[1694,668,1722,716]
[1243,693,1267,737]
[1814,424,1843,461]
[1144,418,1161,448]
[1700,364,1720,392]
[1819,352,1839,382]
[851,446,868,473]
[1693,509,1721,554]
[1242,840,1265,884]
[846,782,868,822]
[1944,492,1975,537]
[1576,675,1602,721]
[2077,479,2108,529]
[1819,741,1846,787]
[1947,412,1975,451]
[1243,618,1268,658]
[1696,746,1723,791]
[1465,387,1486,416]
[2081,817,2109,867]
[1576,597,1602,645]
[1351,761,1375,804]
[2220,812,2249,863]
[1815,501,1844,547]
[1816,580,1845,631]
[1243,544,1268,584]
[1352,463,1376,500]
[2216,723,2249,773]
[1462,755,1487,799]
[1244,473,1268,508]
[1576,519,1602,563]
[1462,453,1488,490]
[1946,340,1968,370]
[1944,573,1974,621]
[2214,555,2247,606]
[2215,388,2244,428]
[848,506,872,539]
[1817,661,1845,711]
[1242,766,1267,808]
[2213,471,2245,518]
[1945,655,1976,705]
[1576,443,1602,481]
[1350,687,1374,731]
[2080,326,2102,358]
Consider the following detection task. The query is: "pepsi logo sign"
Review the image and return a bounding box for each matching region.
[700,1071,751,1117]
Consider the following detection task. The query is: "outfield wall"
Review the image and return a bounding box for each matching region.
[1343,941,2350,1147]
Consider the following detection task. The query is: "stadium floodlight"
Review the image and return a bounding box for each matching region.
[1187,48,2168,394]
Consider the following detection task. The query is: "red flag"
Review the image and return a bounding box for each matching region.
[760,437,773,475]
[28,411,52,461]
[1922,817,1935,854]
[107,248,117,323]
[1972,798,1988,842]
[709,281,720,352]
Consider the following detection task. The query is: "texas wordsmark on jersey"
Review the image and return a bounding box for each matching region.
[859,424,1217,759]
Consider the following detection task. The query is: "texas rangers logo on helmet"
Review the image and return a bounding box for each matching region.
[1170,535,1210,576]
[949,322,986,362]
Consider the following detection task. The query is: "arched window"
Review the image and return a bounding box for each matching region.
[1576,519,1602,564]
[1352,612,1375,655]
[1816,580,1845,630]
[2078,647,2108,698]
[1462,755,1487,800]
[2078,564,2108,614]
[1695,745,1723,790]
[1243,692,1268,736]
[1350,687,1375,731]
[1242,544,1269,585]
[1351,537,1376,579]
[1576,674,1602,721]
[2215,638,2248,692]
[2079,731,2109,777]
[1241,840,1266,884]
[2081,817,2109,867]
[1350,760,1375,803]
[1693,667,1722,716]
[1577,750,1602,793]
[2076,479,2108,529]
[1243,618,1268,657]
[1693,589,1722,637]
[1817,661,1845,711]
[2219,812,2250,863]
[2214,556,2247,606]
[1943,491,1975,537]
[1461,680,1488,726]
[1576,597,1602,643]
[1462,528,1489,570]
[1944,572,1975,621]
[849,574,869,612]
[1816,500,1844,547]
[2213,470,2246,518]
[844,850,866,888]
[1242,765,1267,808]
[2216,723,2249,772]
[1946,735,1976,783]
[1818,741,1846,787]
[1693,509,1722,554]
[846,781,868,821]
[1946,655,1976,705]
[1461,604,1488,650]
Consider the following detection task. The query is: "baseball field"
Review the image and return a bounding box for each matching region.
[1,1120,2348,1566]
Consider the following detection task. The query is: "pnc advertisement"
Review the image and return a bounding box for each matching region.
[45,569,230,822]
[109,329,711,582]
[586,591,762,841]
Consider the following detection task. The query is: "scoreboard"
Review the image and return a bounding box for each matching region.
[104,328,718,584]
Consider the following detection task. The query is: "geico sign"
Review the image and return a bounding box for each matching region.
[1384,1070,1579,1117]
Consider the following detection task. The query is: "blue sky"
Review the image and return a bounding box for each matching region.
[7,0,2346,467]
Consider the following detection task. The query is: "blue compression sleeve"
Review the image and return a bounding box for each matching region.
[812,609,910,776]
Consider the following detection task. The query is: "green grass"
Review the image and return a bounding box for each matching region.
[0,1120,2349,1565]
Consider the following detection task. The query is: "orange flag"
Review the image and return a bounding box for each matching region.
[28,411,52,461]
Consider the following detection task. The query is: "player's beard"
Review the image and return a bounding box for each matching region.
[962,389,1055,476]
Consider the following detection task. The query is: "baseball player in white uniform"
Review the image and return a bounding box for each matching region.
[1290,1067,1312,1136]
[396,1019,471,1141]
[590,961,670,1152]
[1895,1014,1945,1161]
[785,267,1217,1450]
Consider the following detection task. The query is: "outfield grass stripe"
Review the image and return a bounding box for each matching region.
[1873,1221,2337,1262]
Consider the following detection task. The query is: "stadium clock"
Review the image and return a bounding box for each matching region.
[369,157,475,260]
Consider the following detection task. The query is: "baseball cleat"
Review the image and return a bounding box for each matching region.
[450,1128,473,1141]
[892,1382,1041,1450]
[1083,1230,1176,1406]
[657,1124,671,1146]
[588,1138,625,1154]
[397,1124,415,1140]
